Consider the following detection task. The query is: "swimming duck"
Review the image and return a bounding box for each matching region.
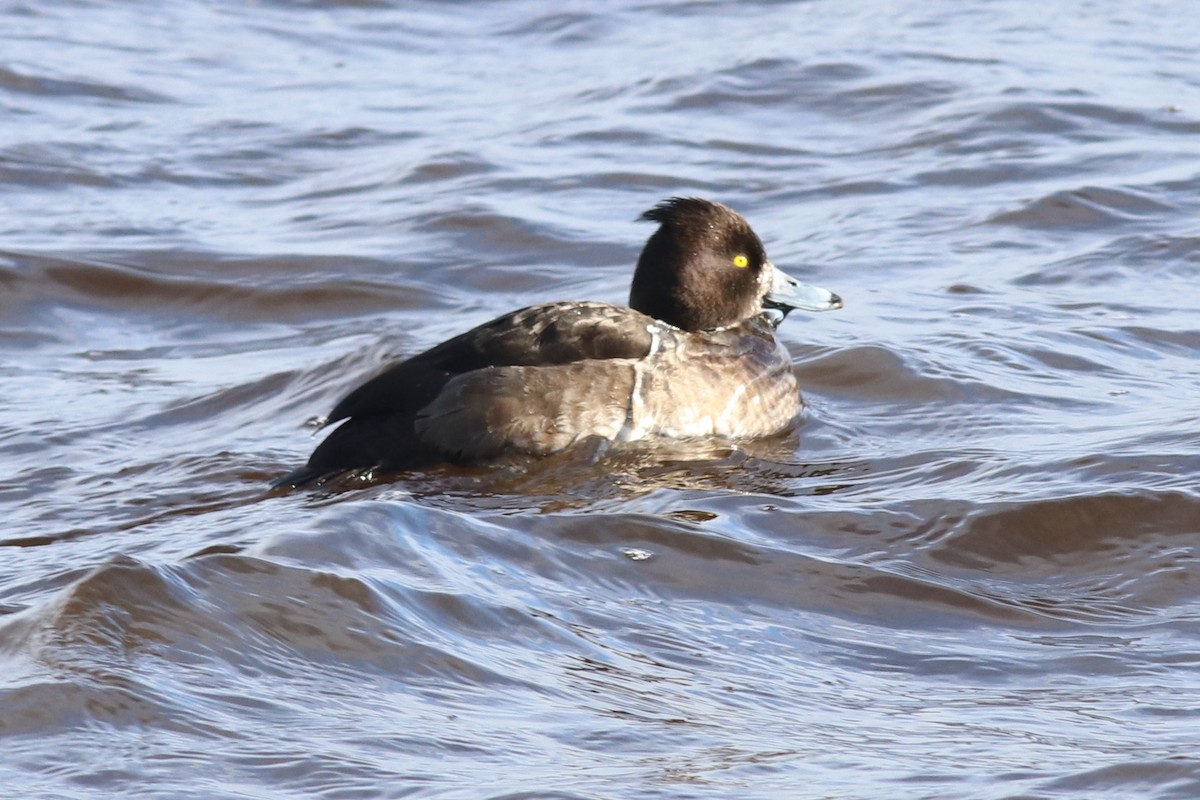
[277,197,841,486]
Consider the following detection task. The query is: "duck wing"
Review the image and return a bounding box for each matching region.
[324,301,655,425]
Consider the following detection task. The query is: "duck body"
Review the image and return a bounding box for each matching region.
[278,198,841,486]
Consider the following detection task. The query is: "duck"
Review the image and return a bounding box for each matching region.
[276,197,841,487]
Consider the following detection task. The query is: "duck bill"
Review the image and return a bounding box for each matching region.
[764,262,843,315]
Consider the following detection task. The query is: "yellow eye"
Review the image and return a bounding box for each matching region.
[733,254,749,268]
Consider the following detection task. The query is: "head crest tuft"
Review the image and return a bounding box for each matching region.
[638,196,726,224]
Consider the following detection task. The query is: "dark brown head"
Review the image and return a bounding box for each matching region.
[628,197,840,331]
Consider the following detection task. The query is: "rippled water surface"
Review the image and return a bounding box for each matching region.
[3,1,1200,798]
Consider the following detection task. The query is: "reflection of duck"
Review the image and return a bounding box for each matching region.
[277,198,842,487]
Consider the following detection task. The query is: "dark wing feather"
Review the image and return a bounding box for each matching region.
[325,301,654,425]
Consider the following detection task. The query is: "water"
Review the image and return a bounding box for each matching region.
[3,1,1200,798]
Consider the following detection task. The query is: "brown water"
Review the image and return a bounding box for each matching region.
[3,2,1200,798]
